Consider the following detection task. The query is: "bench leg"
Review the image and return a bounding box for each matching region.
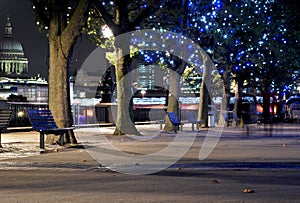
[226,120,232,127]
[59,133,64,146]
[0,132,2,148]
[40,132,45,149]
[173,125,178,133]
[191,123,195,131]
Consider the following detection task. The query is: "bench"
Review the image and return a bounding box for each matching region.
[167,112,182,133]
[27,109,74,149]
[0,109,12,148]
[222,111,240,127]
[155,119,165,130]
[185,112,204,131]
[167,111,204,132]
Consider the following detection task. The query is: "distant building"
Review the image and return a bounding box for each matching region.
[0,16,48,102]
[133,63,200,97]
[0,16,28,77]
[0,76,48,102]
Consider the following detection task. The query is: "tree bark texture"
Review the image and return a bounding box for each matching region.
[164,70,180,131]
[47,0,91,143]
[219,69,231,126]
[233,76,244,126]
[198,54,212,127]
[262,88,271,124]
[113,40,140,135]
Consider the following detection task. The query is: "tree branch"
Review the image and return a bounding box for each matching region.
[62,0,93,46]
[131,0,161,28]
[93,1,121,36]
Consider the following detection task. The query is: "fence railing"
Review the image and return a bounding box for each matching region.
[5,101,217,127]
[7,102,48,127]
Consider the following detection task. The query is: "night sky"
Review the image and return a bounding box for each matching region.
[0,0,97,78]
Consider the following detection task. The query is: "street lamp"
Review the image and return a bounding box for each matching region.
[141,90,146,98]
[102,25,113,38]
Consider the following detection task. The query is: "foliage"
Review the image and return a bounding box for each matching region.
[31,0,80,32]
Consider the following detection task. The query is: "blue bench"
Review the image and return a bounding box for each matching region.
[167,112,182,133]
[0,109,12,148]
[167,111,205,132]
[27,109,74,149]
[185,112,204,131]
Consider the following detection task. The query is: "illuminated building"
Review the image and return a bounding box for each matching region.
[0,16,48,102]
[0,16,28,76]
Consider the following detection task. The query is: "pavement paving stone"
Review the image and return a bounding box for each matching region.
[0,123,300,202]
[0,122,299,171]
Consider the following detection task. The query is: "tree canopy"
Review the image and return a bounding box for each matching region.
[30,0,300,140]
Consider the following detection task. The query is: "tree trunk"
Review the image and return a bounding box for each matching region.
[198,54,212,127]
[164,70,180,131]
[36,0,91,144]
[219,69,231,126]
[262,87,271,124]
[48,37,77,144]
[233,76,243,126]
[113,40,139,135]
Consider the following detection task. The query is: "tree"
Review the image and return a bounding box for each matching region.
[138,0,220,128]
[245,0,300,123]
[142,0,299,127]
[195,0,300,125]
[212,0,264,124]
[91,0,170,135]
[176,0,222,127]
[95,64,116,103]
[30,0,93,143]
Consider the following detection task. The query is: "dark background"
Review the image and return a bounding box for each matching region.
[0,0,97,78]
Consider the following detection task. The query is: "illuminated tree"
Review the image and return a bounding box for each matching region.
[134,0,222,128]
[136,0,300,126]
[249,0,300,123]
[219,0,300,123]
[91,0,174,135]
[191,0,300,124]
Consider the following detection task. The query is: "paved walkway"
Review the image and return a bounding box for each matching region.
[1,122,299,170]
[0,123,299,202]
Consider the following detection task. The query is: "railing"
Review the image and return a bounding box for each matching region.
[5,101,218,128]
[72,103,100,127]
[7,101,49,127]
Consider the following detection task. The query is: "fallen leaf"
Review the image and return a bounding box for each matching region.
[243,188,254,193]
[211,179,221,184]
